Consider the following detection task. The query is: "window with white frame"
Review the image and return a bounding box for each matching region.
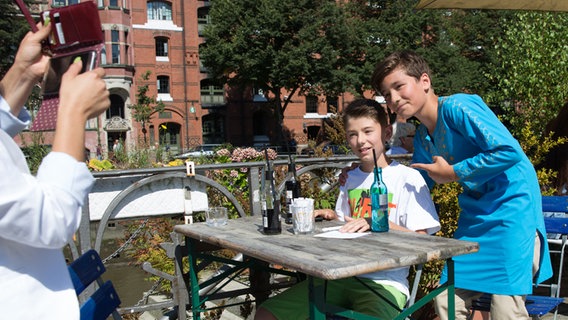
[147,1,172,21]
[110,0,118,7]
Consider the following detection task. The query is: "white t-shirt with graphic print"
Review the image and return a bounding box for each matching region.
[335,160,440,298]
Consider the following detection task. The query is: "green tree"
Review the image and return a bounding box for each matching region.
[486,11,568,138]
[200,0,363,143]
[128,70,165,145]
[1,0,43,117]
[482,11,568,193]
[0,0,34,78]
[342,2,508,97]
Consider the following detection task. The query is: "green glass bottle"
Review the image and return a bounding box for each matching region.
[371,166,389,232]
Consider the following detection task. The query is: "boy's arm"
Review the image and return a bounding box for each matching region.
[389,221,428,234]
[440,95,523,188]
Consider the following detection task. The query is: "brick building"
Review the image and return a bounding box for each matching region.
[21,0,363,157]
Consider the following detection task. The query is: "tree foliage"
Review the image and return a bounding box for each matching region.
[201,0,363,124]
[486,12,568,137]
[0,0,34,79]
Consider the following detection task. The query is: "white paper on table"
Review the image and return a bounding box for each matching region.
[314,231,371,239]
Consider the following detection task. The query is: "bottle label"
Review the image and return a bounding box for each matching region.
[263,215,268,228]
[379,194,388,210]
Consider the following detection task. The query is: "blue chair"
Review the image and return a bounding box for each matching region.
[68,249,122,320]
[470,196,568,320]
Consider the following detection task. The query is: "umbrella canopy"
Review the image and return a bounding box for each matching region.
[415,0,568,12]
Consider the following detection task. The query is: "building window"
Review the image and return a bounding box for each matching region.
[159,111,172,119]
[200,80,225,106]
[306,95,318,113]
[326,96,338,113]
[97,0,104,7]
[112,45,120,64]
[147,1,172,21]
[52,0,79,6]
[155,37,168,57]
[157,76,170,94]
[101,46,107,65]
[111,30,120,64]
[197,7,210,36]
[109,0,118,6]
[106,95,125,119]
[111,29,119,42]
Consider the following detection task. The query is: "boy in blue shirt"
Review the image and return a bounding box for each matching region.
[372,50,552,320]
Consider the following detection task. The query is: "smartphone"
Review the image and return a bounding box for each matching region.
[41,50,97,96]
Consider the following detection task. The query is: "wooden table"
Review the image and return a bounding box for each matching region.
[174,217,478,320]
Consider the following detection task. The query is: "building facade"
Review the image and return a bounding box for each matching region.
[20,0,361,157]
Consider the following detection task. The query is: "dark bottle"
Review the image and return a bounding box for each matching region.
[262,169,281,234]
[284,156,301,224]
[370,166,389,232]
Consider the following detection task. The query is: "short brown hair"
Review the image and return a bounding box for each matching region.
[371,50,432,94]
[342,98,389,128]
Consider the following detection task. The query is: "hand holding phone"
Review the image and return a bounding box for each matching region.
[41,50,97,96]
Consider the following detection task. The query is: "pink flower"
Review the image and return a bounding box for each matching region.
[216,149,231,157]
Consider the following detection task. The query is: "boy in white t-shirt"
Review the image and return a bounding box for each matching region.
[254,98,440,320]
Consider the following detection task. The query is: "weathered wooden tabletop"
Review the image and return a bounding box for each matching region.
[174,216,478,280]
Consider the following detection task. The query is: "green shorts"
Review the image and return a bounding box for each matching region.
[259,277,407,319]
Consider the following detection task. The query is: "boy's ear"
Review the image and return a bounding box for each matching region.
[420,73,432,91]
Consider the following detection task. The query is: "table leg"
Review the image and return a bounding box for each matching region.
[186,237,202,320]
[249,258,271,306]
[447,259,455,320]
[308,276,326,320]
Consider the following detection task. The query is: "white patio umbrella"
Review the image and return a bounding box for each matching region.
[415,0,568,12]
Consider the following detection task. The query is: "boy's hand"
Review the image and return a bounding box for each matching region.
[411,156,458,184]
[341,216,370,233]
[338,162,359,186]
[314,209,337,220]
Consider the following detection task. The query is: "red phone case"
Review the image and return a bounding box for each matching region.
[42,1,104,54]
[30,1,104,131]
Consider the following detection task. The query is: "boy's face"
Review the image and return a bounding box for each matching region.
[380,67,430,120]
[345,116,392,166]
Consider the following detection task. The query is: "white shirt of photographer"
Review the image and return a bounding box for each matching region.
[0,96,94,319]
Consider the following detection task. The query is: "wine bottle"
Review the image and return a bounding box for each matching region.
[371,150,389,232]
[262,151,281,234]
[284,155,301,224]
